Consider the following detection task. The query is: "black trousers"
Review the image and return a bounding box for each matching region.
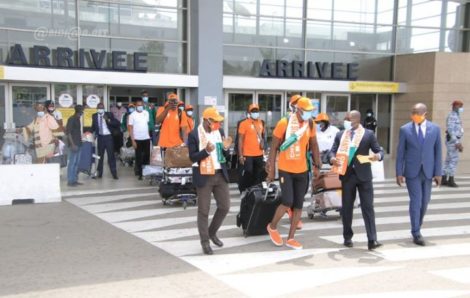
[341,171,377,242]
[238,155,266,192]
[113,132,123,154]
[135,139,151,177]
[97,135,117,176]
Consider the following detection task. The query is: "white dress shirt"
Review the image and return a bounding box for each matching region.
[415,119,427,138]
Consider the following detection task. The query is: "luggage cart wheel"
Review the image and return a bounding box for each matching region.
[308,213,314,220]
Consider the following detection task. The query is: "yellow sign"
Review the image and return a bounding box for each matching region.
[0,66,4,80]
[57,108,75,127]
[83,108,97,127]
[349,81,400,93]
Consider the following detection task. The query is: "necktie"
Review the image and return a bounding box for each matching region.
[418,123,424,145]
[99,115,104,135]
[350,130,355,141]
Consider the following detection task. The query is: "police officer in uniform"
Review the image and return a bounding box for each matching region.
[443,100,464,187]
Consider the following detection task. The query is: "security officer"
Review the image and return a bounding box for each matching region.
[442,100,464,187]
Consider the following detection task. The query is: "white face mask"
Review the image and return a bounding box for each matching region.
[367,113,372,117]
[343,120,352,130]
[37,111,45,117]
[458,107,464,114]
[179,106,184,111]
[142,96,149,103]
[98,109,105,114]
[251,112,259,120]
[117,102,122,107]
[187,111,193,117]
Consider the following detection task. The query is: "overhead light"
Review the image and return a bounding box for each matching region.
[349,41,356,47]
[283,38,289,43]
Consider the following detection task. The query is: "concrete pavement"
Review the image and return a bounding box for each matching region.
[2,156,470,297]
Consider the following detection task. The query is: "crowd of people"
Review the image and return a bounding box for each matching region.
[16,92,465,255]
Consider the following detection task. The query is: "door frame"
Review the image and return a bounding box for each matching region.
[224,90,256,135]
[8,83,51,128]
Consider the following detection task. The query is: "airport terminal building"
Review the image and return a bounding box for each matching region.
[0,0,470,157]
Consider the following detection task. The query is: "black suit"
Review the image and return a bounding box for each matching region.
[91,112,120,177]
[330,128,384,242]
[188,127,230,244]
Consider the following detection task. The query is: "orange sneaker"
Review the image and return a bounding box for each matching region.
[286,238,303,250]
[267,223,283,246]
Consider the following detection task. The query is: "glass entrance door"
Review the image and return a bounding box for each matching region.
[11,84,50,128]
[227,92,254,139]
[256,92,283,144]
[322,94,350,128]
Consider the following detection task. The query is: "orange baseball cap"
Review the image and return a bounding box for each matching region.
[248,104,259,112]
[203,107,224,122]
[290,94,302,105]
[452,100,464,106]
[315,113,329,122]
[185,104,193,110]
[168,93,178,100]
[296,97,315,111]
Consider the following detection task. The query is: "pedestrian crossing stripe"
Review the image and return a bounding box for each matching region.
[66,178,470,296]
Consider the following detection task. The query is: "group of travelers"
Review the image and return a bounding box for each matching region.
[18,91,464,255]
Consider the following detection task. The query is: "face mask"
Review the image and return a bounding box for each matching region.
[98,109,105,114]
[343,120,352,130]
[129,108,135,113]
[142,96,149,103]
[301,110,312,121]
[48,107,55,112]
[251,112,259,120]
[37,111,45,117]
[187,111,193,117]
[179,106,184,111]
[117,102,122,107]
[136,106,144,112]
[367,113,372,117]
[458,107,464,114]
[209,120,221,131]
[411,114,425,124]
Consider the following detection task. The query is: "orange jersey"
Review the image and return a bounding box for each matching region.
[186,117,195,132]
[238,119,264,157]
[156,107,188,147]
[272,117,316,173]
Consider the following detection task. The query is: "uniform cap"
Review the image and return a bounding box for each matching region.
[203,107,224,122]
[296,97,315,111]
[315,113,329,122]
[452,100,464,106]
[185,104,193,111]
[248,104,259,112]
[290,94,302,105]
[168,93,178,100]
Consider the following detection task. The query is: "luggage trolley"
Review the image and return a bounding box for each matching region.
[307,166,342,219]
[157,146,197,209]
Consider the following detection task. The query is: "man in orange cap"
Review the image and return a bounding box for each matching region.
[156,93,189,147]
[188,107,233,255]
[238,103,266,193]
[315,113,340,163]
[266,97,321,250]
[442,100,464,187]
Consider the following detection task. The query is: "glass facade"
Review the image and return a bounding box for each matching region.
[0,0,187,74]
[223,0,470,78]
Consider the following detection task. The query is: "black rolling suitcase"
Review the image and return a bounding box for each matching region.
[236,183,281,237]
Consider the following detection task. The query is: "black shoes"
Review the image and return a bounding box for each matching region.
[441,175,448,185]
[201,242,213,255]
[113,174,119,180]
[210,235,224,247]
[368,240,383,250]
[413,236,426,246]
[343,239,353,248]
[447,176,458,187]
[138,176,143,180]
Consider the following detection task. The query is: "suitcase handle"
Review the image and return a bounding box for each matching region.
[262,183,279,203]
